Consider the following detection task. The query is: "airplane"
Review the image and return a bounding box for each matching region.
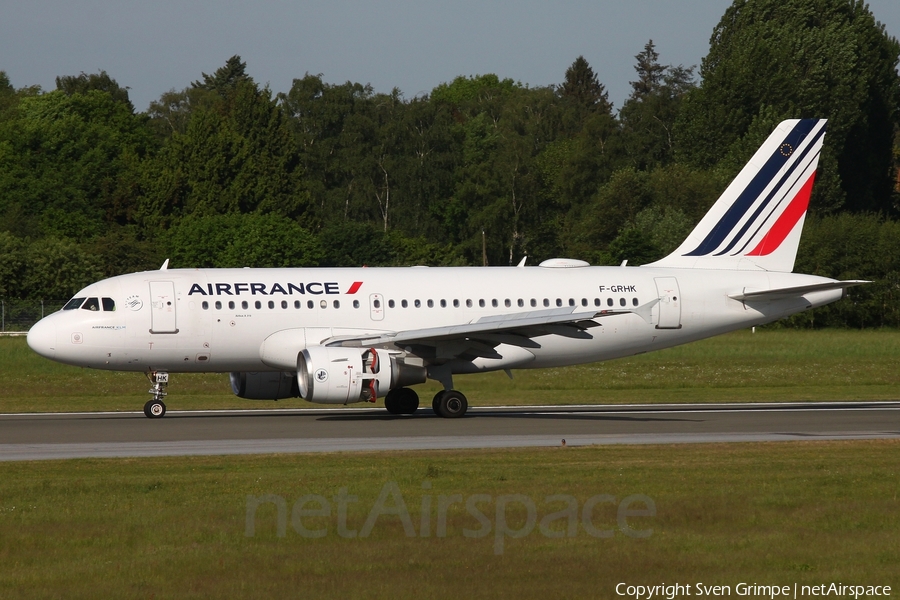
[27,118,866,419]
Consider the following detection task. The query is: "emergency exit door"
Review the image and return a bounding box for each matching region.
[654,277,682,329]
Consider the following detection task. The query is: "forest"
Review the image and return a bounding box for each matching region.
[1,0,899,327]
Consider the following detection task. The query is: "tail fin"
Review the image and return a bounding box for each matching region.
[646,119,827,272]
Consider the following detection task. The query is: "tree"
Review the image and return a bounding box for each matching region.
[619,41,696,169]
[629,41,666,98]
[140,76,309,224]
[192,55,252,98]
[676,0,900,214]
[0,89,154,239]
[167,214,322,268]
[56,70,133,111]
[559,56,611,114]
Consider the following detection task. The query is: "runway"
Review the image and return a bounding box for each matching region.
[1,401,898,461]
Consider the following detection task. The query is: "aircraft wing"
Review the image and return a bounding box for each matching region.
[323,305,633,359]
[728,280,869,302]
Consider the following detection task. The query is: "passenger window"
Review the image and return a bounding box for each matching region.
[530,299,537,307]
[414,299,421,308]
[517,299,524,307]
[353,300,360,308]
[427,299,434,308]
[102,298,116,311]
[569,299,575,306]
[374,299,381,308]
[81,298,100,311]
[453,299,459,308]
[333,300,340,309]
[268,301,275,309]
[632,298,639,306]
[619,298,626,307]
[308,300,314,309]
[556,299,563,307]
[64,297,85,310]
[295,300,301,309]
[441,299,447,308]
[202,301,209,310]
[281,300,288,309]
[255,301,262,309]
[491,299,498,308]
[320,300,327,309]
[581,299,588,307]
[543,299,549,307]
[594,298,601,307]
[504,299,511,308]
[607,298,614,307]
[479,299,485,308]
[466,299,473,308]
[388,300,395,308]
[402,300,408,308]
[215,301,222,310]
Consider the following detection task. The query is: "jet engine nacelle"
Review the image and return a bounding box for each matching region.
[230,371,300,400]
[297,346,426,404]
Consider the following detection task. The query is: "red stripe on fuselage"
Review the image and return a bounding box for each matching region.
[746,171,816,257]
[346,281,363,294]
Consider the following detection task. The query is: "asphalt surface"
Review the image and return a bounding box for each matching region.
[0,402,898,461]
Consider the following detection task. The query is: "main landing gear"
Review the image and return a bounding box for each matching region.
[382,387,468,418]
[384,387,419,415]
[432,390,468,418]
[144,371,168,418]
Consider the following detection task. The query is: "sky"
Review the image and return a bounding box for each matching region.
[2,0,899,113]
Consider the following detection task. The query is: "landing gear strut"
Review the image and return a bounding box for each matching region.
[433,390,468,418]
[144,371,168,418]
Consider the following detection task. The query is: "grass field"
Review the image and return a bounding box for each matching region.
[2,331,898,596]
[1,329,898,413]
[0,441,897,598]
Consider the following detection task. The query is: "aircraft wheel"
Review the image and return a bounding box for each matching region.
[436,390,467,418]
[385,388,419,415]
[397,387,420,415]
[432,391,445,414]
[143,399,166,419]
[384,389,402,414]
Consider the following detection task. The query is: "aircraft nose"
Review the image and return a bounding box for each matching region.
[27,318,57,359]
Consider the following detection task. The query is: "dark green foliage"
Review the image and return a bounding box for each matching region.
[192,55,252,97]
[56,70,134,111]
[1,13,899,328]
[167,214,322,269]
[676,0,900,214]
[619,41,696,170]
[139,78,309,224]
[0,89,154,238]
[559,56,611,114]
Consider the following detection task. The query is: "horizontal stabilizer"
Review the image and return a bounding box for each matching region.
[729,280,868,302]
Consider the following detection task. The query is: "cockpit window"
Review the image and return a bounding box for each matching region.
[63,297,86,310]
[102,297,116,311]
[81,297,100,311]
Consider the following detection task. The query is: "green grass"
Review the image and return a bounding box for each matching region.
[2,329,899,413]
[1,441,897,598]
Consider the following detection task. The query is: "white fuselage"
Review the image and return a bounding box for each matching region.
[27,264,842,376]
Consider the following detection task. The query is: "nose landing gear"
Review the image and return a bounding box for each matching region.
[144,371,169,418]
